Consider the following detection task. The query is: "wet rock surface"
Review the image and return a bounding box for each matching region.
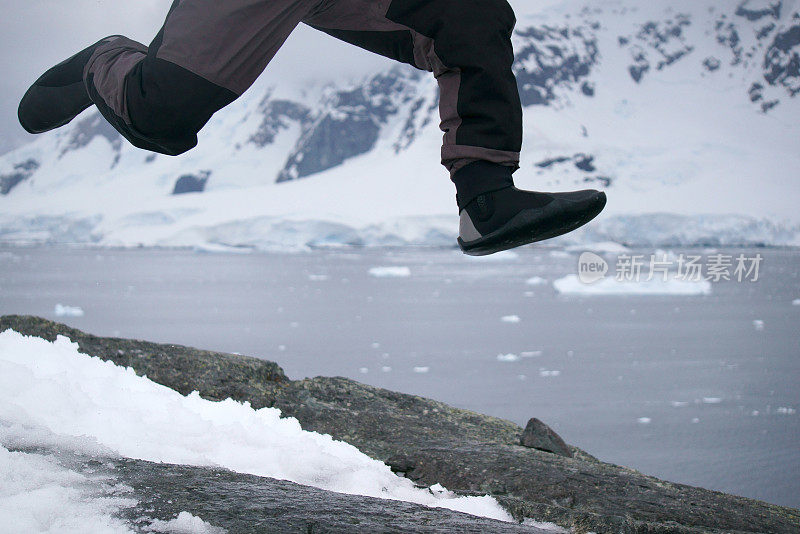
[118,460,549,533]
[3,315,799,534]
[24,449,544,534]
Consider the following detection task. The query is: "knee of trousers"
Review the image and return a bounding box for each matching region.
[403,0,516,71]
[391,0,515,32]
[124,57,237,152]
[458,0,516,33]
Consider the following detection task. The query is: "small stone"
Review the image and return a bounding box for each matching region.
[386,454,416,474]
[519,418,572,458]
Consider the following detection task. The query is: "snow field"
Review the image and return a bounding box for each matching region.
[0,330,513,525]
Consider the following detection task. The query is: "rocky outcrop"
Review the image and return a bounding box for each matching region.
[514,24,599,106]
[619,14,694,83]
[0,159,39,195]
[2,315,799,534]
[764,23,800,96]
[277,68,418,183]
[61,113,123,165]
[534,153,613,188]
[37,450,546,534]
[249,97,311,148]
[172,170,211,194]
[736,0,783,23]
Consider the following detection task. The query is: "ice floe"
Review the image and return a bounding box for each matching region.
[553,275,712,296]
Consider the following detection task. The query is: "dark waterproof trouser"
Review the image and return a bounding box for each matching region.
[84,0,522,175]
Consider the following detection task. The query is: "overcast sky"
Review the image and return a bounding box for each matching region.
[0,0,409,155]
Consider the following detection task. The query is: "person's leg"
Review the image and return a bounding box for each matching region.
[304,0,522,182]
[20,0,328,155]
[305,0,605,256]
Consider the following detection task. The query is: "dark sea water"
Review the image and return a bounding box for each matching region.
[1,245,798,509]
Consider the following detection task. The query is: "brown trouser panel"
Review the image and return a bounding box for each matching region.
[84,0,522,174]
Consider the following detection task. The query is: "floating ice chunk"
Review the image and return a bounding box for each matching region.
[501,315,521,323]
[368,266,411,278]
[793,299,800,306]
[752,410,760,416]
[691,418,700,423]
[145,511,226,534]
[538,369,561,377]
[413,366,430,373]
[525,276,547,286]
[307,274,329,281]
[193,243,252,255]
[752,320,765,331]
[670,401,690,408]
[358,367,369,374]
[54,304,84,317]
[637,417,652,424]
[553,275,712,296]
[521,351,543,358]
[381,366,392,373]
[776,407,796,415]
[702,397,722,404]
[496,353,520,362]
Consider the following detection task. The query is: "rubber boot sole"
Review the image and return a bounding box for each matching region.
[458,191,607,256]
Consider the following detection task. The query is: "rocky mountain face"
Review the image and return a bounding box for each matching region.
[513,22,600,106]
[1,0,796,196]
[274,70,430,183]
[0,0,798,249]
[0,158,38,195]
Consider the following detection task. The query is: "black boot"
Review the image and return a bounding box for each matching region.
[18,36,120,134]
[453,161,607,256]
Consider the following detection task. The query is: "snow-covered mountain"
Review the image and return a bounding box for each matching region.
[1,0,799,250]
